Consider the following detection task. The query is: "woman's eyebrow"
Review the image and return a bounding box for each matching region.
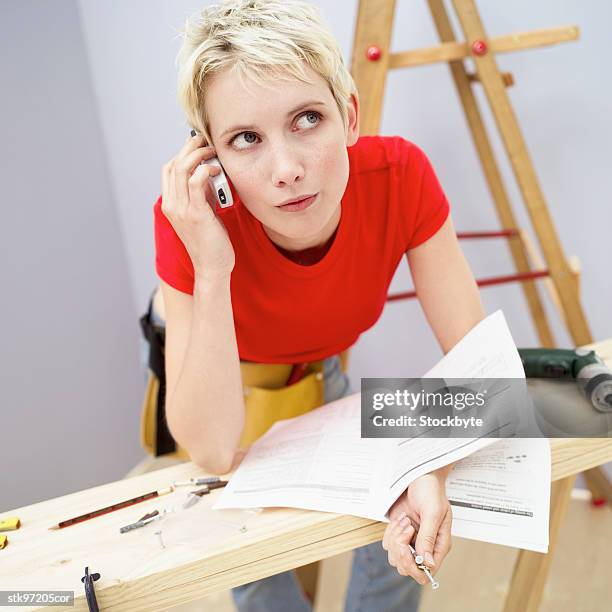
[220,100,327,138]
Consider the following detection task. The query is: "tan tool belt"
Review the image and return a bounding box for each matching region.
[139,296,349,460]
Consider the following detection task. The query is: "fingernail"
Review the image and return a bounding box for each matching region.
[425,553,435,567]
[397,511,407,522]
[399,516,410,527]
[190,129,197,137]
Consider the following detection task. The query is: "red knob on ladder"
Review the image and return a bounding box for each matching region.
[366,45,382,61]
[472,39,488,56]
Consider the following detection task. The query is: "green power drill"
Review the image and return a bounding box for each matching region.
[518,348,612,413]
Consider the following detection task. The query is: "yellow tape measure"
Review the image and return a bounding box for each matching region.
[0,517,21,532]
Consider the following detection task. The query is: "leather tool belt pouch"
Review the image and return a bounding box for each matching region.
[139,294,349,459]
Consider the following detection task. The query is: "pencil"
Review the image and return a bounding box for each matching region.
[48,487,174,530]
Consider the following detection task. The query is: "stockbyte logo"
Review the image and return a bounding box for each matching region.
[360,377,611,439]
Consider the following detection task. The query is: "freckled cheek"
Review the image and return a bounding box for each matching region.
[315,148,348,196]
[222,163,275,215]
[223,163,259,196]
[316,150,341,175]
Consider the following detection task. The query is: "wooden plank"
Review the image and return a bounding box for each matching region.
[0,461,384,611]
[3,338,611,609]
[503,475,577,612]
[350,0,396,135]
[492,25,579,53]
[426,0,555,347]
[451,0,592,346]
[2,435,610,611]
[583,466,612,505]
[389,25,579,69]
[550,439,612,481]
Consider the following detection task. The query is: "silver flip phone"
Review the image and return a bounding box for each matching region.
[191,129,233,209]
[200,156,233,209]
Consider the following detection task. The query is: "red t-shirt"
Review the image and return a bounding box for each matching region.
[154,135,450,363]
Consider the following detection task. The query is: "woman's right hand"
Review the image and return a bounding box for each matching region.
[161,133,235,279]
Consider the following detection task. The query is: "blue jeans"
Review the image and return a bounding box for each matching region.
[139,304,421,612]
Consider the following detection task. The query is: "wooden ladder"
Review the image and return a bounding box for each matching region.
[335,1,610,610]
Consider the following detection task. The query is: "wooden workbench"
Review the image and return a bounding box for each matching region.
[2,340,611,612]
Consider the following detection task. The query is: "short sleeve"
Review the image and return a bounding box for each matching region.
[398,140,450,250]
[153,195,195,295]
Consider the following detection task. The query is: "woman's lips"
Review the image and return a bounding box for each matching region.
[277,193,318,212]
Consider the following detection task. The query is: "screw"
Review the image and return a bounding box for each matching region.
[419,565,440,590]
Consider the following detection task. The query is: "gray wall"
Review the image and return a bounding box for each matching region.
[2,0,610,511]
[1,1,143,510]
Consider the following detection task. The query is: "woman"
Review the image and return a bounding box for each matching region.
[150,1,484,610]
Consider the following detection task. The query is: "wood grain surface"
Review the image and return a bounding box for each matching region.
[2,338,610,610]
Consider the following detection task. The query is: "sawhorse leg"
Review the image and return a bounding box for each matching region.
[583,467,612,506]
[503,475,576,612]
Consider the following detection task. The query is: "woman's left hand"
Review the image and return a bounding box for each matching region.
[381,469,452,583]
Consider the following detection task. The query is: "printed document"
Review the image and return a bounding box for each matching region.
[213,310,551,552]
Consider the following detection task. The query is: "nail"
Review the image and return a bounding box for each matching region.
[399,516,409,527]
[425,552,435,567]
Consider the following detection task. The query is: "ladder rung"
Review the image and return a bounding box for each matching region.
[388,26,578,69]
[387,270,549,302]
[467,71,514,87]
[457,229,519,239]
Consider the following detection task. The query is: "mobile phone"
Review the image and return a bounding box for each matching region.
[190,130,233,209]
[200,155,233,209]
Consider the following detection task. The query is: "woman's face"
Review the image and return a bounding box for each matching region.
[206,64,359,247]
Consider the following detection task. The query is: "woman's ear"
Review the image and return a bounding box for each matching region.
[346,92,360,146]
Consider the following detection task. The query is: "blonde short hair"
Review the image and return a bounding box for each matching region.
[175,0,357,145]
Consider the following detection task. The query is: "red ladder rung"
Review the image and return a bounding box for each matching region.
[456,229,520,239]
[387,269,549,302]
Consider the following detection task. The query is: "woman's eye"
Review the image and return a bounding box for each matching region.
[230,111,322,150]
[296,111,322,129]
[232,131,258,150]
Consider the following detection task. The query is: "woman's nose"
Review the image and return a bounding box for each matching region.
[270,146,305,187]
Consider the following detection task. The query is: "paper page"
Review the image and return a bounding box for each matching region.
[213,393,396,521]
[216,311,532,521]
[423,309,525,378]
[381,437,497,515]
[446,438,551,553]
[381,309,528,511]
